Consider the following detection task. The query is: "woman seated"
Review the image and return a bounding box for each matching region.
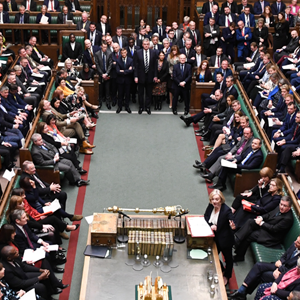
[255,258,300,300]
[232,177,282,230]
[56,78,79,98]
[64,58,79,81]
[78,63,94,80]
[36,120,86,174]
[196,60,212,83]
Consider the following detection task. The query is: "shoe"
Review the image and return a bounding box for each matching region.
[61,284,70,290]
[201,173,214,181]
[85,131,90,137]
[194,160,201,165]
[200,137,209,141]
[79,147,93,155]
[53,267,65,273]
[173,110,177,115]
[112,101,117,107]
[126,107,131,113]
[180,116,191,127]
[138,108,143,114]
[195,133,202,136]
[228,290,246,300]
[146,108,151,115]
[208,184,226,191]
[66,224,80,232]
[106,103,111,110]
[53,288,63,295]
[193,162,204,170]
[91,112,99,119]
[132,97,136,103]
[76,179,90,187]
[184,110,189,115]
[71,215,83,221]
[195,129,203,133]
[98,102,102,109]
[233,255,245,262]
[201,130,210,137]
[116,107,122,114]
[59,247,67,252]
[59,232,69,240]
[82,140,96,149]
[78,168,87,174]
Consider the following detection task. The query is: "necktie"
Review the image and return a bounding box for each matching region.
[246,16,249,27]
[193,31,197,44]
[227,113,235,127]
[63,14,66,24]
[292,124,299,140]
[286,14,289,21]
[186,49,189,57]
[116,53,119,59]
[51,0,54,10]
[119,36,122,48]
[83,22,86,29]
[145,50,149,73]
[210,2,212,11]
[131,48,134,56]
[275,211,281,217]
[41,144,48,151]
[181,64,184,76]
[241,150,254,165]
[278,3,280,12]
[261,1,264,12]
[20,15,24,24]
[103,53,106,72]
[24,227,34,249]
[89,49,95,65]
[27,0,30,10]
[34,47,42,59]
[123,59,126,69]
[8,2,11,11]
[227,16,230,27]
[236,139,247,155]
[90,33,94,45]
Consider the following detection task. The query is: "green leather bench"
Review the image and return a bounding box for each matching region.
[250,207,300,263]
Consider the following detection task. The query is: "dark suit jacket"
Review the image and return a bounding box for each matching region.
[213,67,233,81]
[22,0,36,11]
[204,11,220,25]
[194,53,208,67]
[3,0,17,11]
[152,24,166,41]
[237,3,254,14]
[285,37,300,54]
[2,258,41,290]
[126,45,140,59]
[57,12,73,24]
[204,203,235,248]
[250,192,281,215]
[209,54,229,66]
[134,49,157,83]
[211,80,227,95]
[36,12,51,24]
[155,59,169,82]
[180,47,196,66]
[238,13,256,27]
[187,28,202,46]
[65,0,82,11]
[202,1,219,14]
[116,56,133,84]
[253,0,270,14]
[221,1,238,14]
[76,19,90,30]
[280,112,297,135]
[112,35,128,48]
[203,24,220,49]
[62,41,83,61]
[274,271,300,299]
[86,29,102,46]
[172,63,192,89]
[95,49,113,77]
[278,243,300,273]
[14,12,29,23]
[271,2,286,15]
[83,46,100,67]
[253,27,269,47]
[96,22,112,35]
[43,0,60,11]
[284,122,300,145]
[219,13,237,26]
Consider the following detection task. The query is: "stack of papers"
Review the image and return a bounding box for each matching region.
[186,216,214,237]
[221,159,237,169]
[43,199,61,213]
[22,248,45,262]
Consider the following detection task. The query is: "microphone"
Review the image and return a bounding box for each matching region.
[175,210,189,217]
[117,211,131,220]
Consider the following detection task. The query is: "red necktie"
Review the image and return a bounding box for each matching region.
[292,124,299,140]
[51,0,54,10]
[24,227,34,249]
[27,1,30,10]
[242,29,247,46]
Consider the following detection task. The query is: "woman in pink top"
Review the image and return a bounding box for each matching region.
[290,0,300,15]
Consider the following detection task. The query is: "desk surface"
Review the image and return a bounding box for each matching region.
[80,216,228,300]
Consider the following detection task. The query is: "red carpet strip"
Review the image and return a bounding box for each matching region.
[59,117,97,300]
[192,122,238,291]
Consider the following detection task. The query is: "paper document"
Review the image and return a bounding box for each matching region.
[38,82,45,86]
[186,216,214,237]
[253,107,258,116]
[268,118,279,127]
[255,85,263,90]
[22,248,45,262]
[0,53,11,57]
[3,169,15,181]
[271,140,275,150]
[27,87,37,92]
[46,244,59,251]
[85,215,93,224]
[32,73,43,78]
[68,138,77,144]
[43,199,61,213]
[260,118,265,128]
[221,159,237,168]
[243,62,255,68]
[20,288,36,300]
[40,15,48,23]
[282,64,296,70]
[40,66,51,71]
[58,62,65,67]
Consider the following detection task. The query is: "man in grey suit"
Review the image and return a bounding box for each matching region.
[95,42,113,108]
[31,133,89,187]
[75,11,90,32]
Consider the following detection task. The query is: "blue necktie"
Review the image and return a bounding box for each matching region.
[242,150,254,165]
[41,145,48,151]
[103,53,106,72]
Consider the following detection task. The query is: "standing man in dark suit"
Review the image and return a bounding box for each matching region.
[253,0,270,14]
[187,21,201,47]
[83,39,99,70]
[221,0,239,14]
[110,42,121,108]
[23,0,36,11]
[209,47,229,67]
[236,20,252,62]
[284,6,294,27]
[62,33,83,63]
[220,22,236,63]
[15,5,29,44]
[3,0,17,11]
[152,17,166,42]
[43,0,60,11]
[134,38,157,114]
[204,4,220,25]
[219,6,237,26]
[97,15,112,36]
[57,5,73,24]
[180,39,196,66]
[95,42,112,109]
[116,48,133,114]
[230,235,300,299]
[203,17,220,56]
[176,31,191,49]
[76,11,90,31]
[112,26,128,48]
[238,6,255,27]
[202,0,219,14]
[87,22,102,47]
[237,0,254,14]
[172,53,192,115]
[65,0,82,12]
[233,197,294,262]
[271,0,286,15]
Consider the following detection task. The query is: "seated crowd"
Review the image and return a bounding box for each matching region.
[1,0,300,298]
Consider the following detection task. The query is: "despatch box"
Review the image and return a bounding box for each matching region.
[91,213,118,247]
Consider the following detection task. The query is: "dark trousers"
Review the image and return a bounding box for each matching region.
[204,146,227,169]
[0,145,13,169]
[209,124,223,145]
[244,262,276,294]
[118,82,131,108]
[99,79,110,104]
[218,166,242,186]
[278,144,299,168]
[217,244,234,279]
[192,111,205,123]
[138,77,153,109]
[25,272,53,299]
[110,77,117,105]
[173,86,190,112]
[45,191,67,211]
